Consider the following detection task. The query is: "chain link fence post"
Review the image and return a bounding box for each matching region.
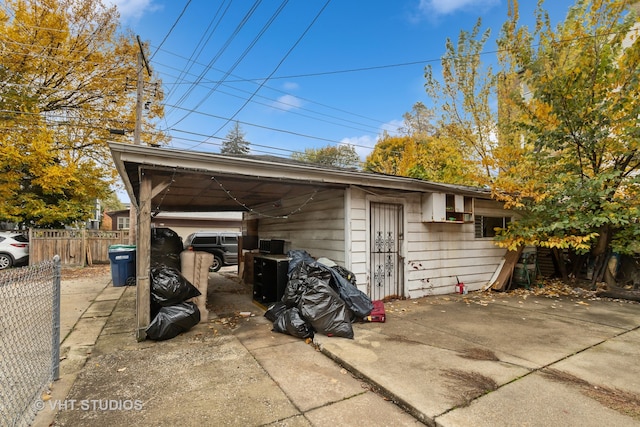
[51,255,61,381]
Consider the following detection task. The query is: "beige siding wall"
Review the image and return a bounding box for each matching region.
[250,189,347,265]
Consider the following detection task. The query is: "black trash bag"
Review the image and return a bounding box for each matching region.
[324,265,373,319]
[286,250,373,319]
[264,301,287,322]
[151,227,183,270]
[299,277,354,339]
[145,301,201,341]
[297,260,372,319]
[283,261,332,303]
[150,266,200,307]
[272,307,314,339]
[286,250,316,276]
[281,278,306,307]
[332,265,357,286]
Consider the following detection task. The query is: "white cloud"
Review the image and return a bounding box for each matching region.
[418,0,499,15]
[341,135,377,161]
[341,118,403,161]
[105,0,159,22]
[271,94,302,111]
[282,82,299,91]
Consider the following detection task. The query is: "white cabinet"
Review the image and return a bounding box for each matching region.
[422,193,473,223]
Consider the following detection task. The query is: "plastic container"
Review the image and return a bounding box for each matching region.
[108,245,136,286]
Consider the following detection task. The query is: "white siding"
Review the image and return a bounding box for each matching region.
[251,189,347,265]
[347,190,510,298]
[404,197,510,297]
[348,187,368,294]
[255,186,511,299]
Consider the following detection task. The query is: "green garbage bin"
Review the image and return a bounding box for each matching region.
[108,245,136,286]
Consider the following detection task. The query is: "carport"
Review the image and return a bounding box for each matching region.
[110,142,348,340]
[111,142,421,340]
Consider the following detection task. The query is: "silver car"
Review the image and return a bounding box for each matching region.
[0,232,29,270]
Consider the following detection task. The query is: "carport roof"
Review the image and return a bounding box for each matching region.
[109,142,490,213]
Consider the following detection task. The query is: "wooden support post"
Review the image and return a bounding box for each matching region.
[135,174,152,341]
[81,229,87,268]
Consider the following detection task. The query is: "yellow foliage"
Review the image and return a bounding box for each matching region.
[364,135,482,185]
[0,0,166,226]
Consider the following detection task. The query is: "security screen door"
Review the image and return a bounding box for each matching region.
[369,202,403,300]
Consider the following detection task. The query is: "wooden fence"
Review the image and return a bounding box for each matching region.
[29,229,130,267]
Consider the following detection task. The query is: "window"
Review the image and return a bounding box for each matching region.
[194,236,218,245]
[475,215,511,238]
[117,216,130,230]
[222,236,238,244]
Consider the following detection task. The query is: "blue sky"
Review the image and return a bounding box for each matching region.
[106,0,576,161]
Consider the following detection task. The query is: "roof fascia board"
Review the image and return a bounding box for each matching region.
[109,142,489,197]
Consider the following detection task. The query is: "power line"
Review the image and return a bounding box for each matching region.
[150,0,192,60]
[168,0,289,129]
[167,0,264,120]
[206,0,332,142]
[151,55,395,133]
[164,0,232,102]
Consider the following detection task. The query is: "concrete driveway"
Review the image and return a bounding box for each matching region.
[316,291,640,426]
[38,267,640,426]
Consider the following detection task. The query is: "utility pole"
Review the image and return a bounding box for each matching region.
[129,36,152,245]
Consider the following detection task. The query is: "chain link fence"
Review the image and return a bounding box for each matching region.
[0,256,61,427]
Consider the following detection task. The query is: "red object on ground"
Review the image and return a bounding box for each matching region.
[366,300,386,323]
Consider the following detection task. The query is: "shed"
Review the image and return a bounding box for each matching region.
[109,142,511,340]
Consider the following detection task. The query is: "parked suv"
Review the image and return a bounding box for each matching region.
[0,231,29,270]
[184,231,239,272]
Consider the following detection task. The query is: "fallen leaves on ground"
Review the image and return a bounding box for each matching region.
[505,279,600,299]
[61,264,111,280]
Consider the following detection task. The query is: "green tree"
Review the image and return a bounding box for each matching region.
[0,0,165,228]
[494,0,640,284]
[364,101,482,185]
[220,122,250,155]
[424,0,640,285]
[292,144,361,169]
[398,102,436,136]
[424,19,497,181]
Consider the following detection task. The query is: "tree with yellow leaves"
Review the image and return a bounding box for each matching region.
[495,0,640,284]
[424,0,640,285]
[0,0,165,227]
[364,102,483,185]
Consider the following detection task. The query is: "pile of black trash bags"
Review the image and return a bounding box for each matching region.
[264,250,374,340]
[145,228,201,341]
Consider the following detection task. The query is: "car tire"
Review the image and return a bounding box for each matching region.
[210,255,222,272]
[0,253,13,270]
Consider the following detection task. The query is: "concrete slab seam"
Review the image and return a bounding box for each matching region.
[315,342,434,427]
[62,282,109,337]
[433,323,640,422]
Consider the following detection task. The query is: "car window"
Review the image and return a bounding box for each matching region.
[13,235,28,243]
[194,236,218,245]
[223,236,238,244]
[0,237,5,243]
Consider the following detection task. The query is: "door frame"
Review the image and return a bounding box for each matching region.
[365,196,407,299]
